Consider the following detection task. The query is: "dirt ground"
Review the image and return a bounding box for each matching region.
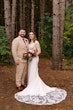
[0,58,73,110]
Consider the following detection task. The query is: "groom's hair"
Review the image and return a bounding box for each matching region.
[19,29,26,33]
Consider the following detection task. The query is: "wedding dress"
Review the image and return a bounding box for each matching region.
[14,40,67,105]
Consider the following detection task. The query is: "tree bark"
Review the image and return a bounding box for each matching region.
[11,0,16,40]
[23,0,26,29]
[31,0,34,31]
[20,0,23,29]
[52,0,65,70]
[38,0,45,40]
[40,0,45,24]
[4,0,12,45]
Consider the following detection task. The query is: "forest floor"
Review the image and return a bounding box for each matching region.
[0,58,73,110]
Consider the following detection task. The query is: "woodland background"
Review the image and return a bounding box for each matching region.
[0,1,73,110]
[0,0,73,69]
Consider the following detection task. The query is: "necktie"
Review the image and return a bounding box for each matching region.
[22,38,28,49]
[23,38,25,43]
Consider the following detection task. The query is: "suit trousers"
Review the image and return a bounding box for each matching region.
[16,62,27,87]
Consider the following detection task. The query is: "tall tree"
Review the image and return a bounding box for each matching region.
[31,0,34,31]
[11,0,16,40]
[52,0,65,70]
[38,0,45,39]
[40,0,45,24]
[20,0,23,28]
[23,0,26,29]
[4,0,12,44]
[20,0,26,29]
[4,0,17,45]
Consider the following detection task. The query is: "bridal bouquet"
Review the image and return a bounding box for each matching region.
[23,50,36,61]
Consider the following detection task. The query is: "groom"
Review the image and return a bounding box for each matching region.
[12,29,28,91]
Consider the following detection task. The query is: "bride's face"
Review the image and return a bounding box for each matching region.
[29,32,35,40]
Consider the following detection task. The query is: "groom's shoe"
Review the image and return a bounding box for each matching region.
[17,86,23,91]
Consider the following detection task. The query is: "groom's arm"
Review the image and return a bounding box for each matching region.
[11,39,20,65]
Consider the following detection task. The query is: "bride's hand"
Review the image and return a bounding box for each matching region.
[29,50,35,54]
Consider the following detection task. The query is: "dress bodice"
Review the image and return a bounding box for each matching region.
[28,40,38,51]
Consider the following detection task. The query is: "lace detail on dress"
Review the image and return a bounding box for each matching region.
[15,88,67,105]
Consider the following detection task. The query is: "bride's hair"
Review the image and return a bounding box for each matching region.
[28,31,37,43]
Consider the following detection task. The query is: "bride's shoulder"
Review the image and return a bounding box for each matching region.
[35,40,39,44]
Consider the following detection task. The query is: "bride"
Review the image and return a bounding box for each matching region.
[14,32,67,105]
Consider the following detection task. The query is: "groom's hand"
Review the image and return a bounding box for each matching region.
[15,60,20,65]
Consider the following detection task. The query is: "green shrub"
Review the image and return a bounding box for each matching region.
[38,13,52,58]
[63,5,73,58]
[0,26,12,64]
[0,26,6,38]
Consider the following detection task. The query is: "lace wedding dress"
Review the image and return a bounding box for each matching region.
[14,40,67,105]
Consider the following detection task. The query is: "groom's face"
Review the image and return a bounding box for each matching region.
[19,30,26,37]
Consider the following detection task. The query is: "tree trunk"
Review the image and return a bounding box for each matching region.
[52,0,65,70]
[38,0,45,40]
[11,0,16,40]
[31,0,34,31]
[20,0,23,28]
[4,0,12,45]
[60,0,65,55]
[23,0,26,29]
[40,0,45,24]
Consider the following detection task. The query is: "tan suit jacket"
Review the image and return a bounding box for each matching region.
[12,36,28,63]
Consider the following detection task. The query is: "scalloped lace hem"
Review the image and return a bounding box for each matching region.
[15,88,67,105]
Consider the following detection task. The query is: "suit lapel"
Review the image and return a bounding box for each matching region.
[18,36,28,49]
[18,36,25,45]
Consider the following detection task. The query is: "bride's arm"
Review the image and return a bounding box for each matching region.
[35,41,41,55]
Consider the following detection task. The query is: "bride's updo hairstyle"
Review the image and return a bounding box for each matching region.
[28,31,37,43]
